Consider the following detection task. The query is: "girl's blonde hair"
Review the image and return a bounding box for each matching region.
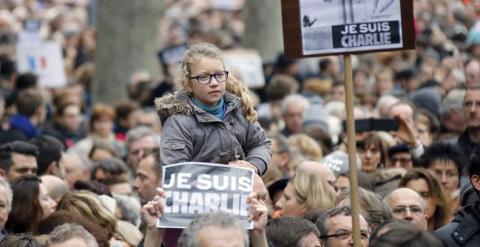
[181,42,257,122]
[290,168,336,213]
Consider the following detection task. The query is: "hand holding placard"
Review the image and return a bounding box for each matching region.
[143,187,166,229]
[247,192,268,234]
[229,160,259,174]
[142,187,166,247]
[248,192,269,247]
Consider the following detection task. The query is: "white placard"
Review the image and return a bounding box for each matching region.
[16,41,67,88]
[299,0,403,55]
[157,162,254,229]
[210,0,244,10]
[223,49,265,89]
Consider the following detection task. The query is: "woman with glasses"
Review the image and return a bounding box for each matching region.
[356,132,405,197]
[155,43,271,175]
[398,168,452,231]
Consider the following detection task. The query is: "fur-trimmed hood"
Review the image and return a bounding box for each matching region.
[154,91,241,125]
[154,91,194,125]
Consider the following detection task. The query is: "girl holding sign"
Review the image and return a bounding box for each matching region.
[155,43,271,175]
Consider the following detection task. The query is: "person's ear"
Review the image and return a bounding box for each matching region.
[301,204,309,215]
[35,105,45,118]
[279,153,289,170]
[0,168,6,178]
[47,162,58,176]
[471,174,480,191]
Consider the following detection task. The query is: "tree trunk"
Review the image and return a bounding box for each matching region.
[242,0,284,63]
[93,0,162,104]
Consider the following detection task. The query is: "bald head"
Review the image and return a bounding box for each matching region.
[466,60,480,88]
[41,175,69,202]
[252,173,268,201]
[385,188,427,230]
[297,161,336,190]
[387,188,424,205]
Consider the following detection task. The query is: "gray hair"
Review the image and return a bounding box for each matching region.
[125,126,157,148]
[376,94,400,118]
[316,206,353,246]
[47,223,98,247]
[440,89,465,117]
[337,188,392,229]
[280,94,310,116]
[270,133,290,154]
[65,150,94,172]
[178,212,248,247]
[113,193,141,227]
[0,177,12,213]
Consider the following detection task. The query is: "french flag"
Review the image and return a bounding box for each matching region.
[28,55,47,71]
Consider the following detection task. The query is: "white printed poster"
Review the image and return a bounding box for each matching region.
[157,162,254,229]
[299,0,403,55]
[16,41,67,88]
[224,49,265,89]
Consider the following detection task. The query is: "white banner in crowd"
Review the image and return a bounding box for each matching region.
[211,0,244,11]
[224,49,265,89]
[157,162,254,229]
[17,41,67,88]
[299,0,403,55]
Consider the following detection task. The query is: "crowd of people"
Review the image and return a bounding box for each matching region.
[0,0,476,246]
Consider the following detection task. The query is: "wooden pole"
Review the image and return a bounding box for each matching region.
[343,54,361,246]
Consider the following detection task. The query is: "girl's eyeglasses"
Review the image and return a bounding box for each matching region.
[190,71,229,84]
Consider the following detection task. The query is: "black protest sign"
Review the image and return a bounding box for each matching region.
[157,162,254,229]
[332,21,400,48]
[281,0,414,57]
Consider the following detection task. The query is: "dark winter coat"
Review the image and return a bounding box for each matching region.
[434,202,480,246]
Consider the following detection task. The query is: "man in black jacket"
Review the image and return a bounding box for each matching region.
[434,147,480,246]
[457,87,480,163]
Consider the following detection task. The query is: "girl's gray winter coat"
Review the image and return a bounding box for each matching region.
[155,91,271,175]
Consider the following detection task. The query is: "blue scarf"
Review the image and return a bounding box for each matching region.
[9,114,39,138]
[192,97,226,120]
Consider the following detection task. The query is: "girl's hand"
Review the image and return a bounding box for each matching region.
[229,160,259,174]
[142,187,166,229]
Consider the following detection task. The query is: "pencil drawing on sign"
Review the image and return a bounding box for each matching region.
[373,0,395,14]
[303,15,317,28]
[299,0,403,55]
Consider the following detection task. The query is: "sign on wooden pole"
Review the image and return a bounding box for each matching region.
[281,0,414,58]
[281,1,414,246]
